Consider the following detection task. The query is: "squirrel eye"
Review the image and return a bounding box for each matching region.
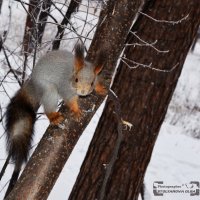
[75,78,78,83]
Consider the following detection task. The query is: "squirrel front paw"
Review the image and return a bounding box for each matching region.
[67,96,82,121]
[95,83,107,96]
[70,107,82,121]
[47,112,64,125]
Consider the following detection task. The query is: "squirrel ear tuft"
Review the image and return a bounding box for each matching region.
[74,42,85,72]
[94,49,106,75]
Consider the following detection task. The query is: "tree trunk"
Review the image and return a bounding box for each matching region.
[6,0,143,199]
[69,0,200,200]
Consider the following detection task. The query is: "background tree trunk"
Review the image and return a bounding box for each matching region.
[21,0,51,84]
[0,0,3,14]
[37,0,52,44]
[22,0,39,55]
[52,0,82,50]
[68,0,200,200]
[22,0,51,54]
[6,0,143,199]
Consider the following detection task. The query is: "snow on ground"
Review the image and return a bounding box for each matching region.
[145,123,200,200]
[166,53,200,138]
[0,1,200,200]
[143,48,200,200]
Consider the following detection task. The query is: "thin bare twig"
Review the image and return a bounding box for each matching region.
[130,31,169,53]
[0,154,11,181]
[139,11,189,25]
[1,44,22,86]
[121,56,152,68]
[99,88,123,200]
[121,56,179,73]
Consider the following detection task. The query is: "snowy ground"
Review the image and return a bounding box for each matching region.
[144,123,200,200]
[143,49,200,200]
[0,1,200,200]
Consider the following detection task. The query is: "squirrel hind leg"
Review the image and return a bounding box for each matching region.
[46,112,64,125]
[41,84,64,125]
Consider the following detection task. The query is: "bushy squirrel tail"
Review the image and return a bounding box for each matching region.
[4,82,38,198]
[5,88,36,170]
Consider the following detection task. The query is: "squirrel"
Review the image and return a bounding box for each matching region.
[4,43,106,197]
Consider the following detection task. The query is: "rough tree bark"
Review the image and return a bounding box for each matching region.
[68,0,200,200]
[6,0,143,199]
